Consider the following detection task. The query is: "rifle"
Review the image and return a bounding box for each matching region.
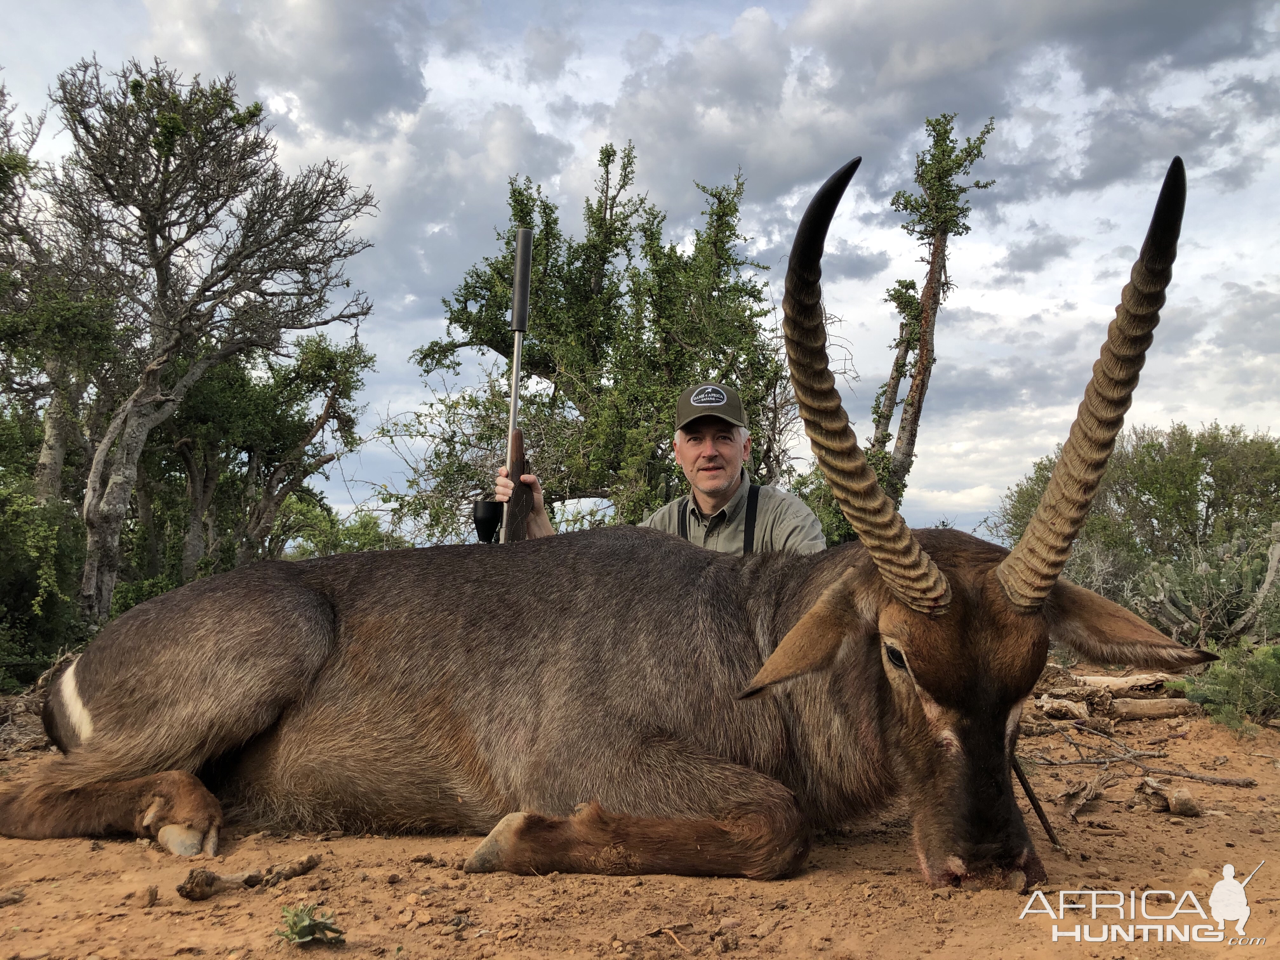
[472,226,534,544]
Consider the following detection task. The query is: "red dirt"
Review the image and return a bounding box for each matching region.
[2,697,1279,959]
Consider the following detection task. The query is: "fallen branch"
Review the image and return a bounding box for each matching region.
[177,854,323,901]
[1110,698,1199,721]
[263,853,322,887]
[1073,674,1183,698]
[1031,724,1258,788]
[664,927,691,952]
[1138,766,1257,788]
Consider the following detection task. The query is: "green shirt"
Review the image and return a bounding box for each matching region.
[639,471,827,556]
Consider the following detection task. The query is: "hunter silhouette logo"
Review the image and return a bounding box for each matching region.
[690,386,727,406]
[1019,857,1267,945]
[1211,861,1263,936]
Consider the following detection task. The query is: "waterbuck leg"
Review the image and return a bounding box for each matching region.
[0,565,338,854]
[0,769,223,856]
[465,753,808,880]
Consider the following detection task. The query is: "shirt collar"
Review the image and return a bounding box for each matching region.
[687,468,750,523]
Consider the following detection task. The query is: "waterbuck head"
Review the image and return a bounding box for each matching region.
[743,156,1214,888]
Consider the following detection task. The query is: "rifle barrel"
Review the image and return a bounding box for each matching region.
[1243,860,1265,886]
[506,226,532,460]
[501,227,534,544]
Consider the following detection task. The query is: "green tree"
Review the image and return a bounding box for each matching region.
[40,58,375,621]
[985,423,1280,647]
[277,498,410,560]
[868,114,994,506]
[381,144,797,543]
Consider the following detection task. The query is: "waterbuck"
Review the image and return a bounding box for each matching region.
[0,156,1209,887]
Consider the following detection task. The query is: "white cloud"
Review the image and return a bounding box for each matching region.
[6,0,1279,530]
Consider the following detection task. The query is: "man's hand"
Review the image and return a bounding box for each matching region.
[495,466,555,538]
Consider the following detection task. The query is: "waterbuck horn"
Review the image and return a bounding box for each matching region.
[996,157,1187,611]
[784,157,951,615]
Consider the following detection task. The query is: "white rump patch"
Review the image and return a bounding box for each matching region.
[61,659,94,743]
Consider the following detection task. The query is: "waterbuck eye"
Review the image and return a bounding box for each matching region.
[885,645,907,670]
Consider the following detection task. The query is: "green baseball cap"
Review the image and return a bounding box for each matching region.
[675,383,747,432]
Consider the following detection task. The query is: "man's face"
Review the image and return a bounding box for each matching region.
[673,416,752,501]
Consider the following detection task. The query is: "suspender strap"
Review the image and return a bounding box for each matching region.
[743,484,760,557]
[678,486,758,553]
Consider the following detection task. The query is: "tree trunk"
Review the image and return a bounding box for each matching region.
[134,463,161,579]
[887,231,948,505]
[178,443,219,583]
[80,340,247,621]
[33,361,71,505]
[80,417,151,621]
[870,339,912,455]
[235,452,336,566]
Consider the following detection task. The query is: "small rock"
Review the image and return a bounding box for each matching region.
[1005,869,1027,893]
[17,950,51,960]
[387,873,401,884]
[750,918,778,939]
[143,885,159,908]
[714,918,742,935]
[1169,817,1185,825]
[1251,827,1265,835]
[89,840,104,852]
[717,931,740,953]
[1168,789,1202,818]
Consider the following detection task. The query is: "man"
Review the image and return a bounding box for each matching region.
[1210,863,1253,936]
[495,383,826,556]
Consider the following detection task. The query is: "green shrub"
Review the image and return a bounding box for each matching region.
[0,484,89,691]
[1167,644,1280,734]
[275,903,345,945]
[110,574,179,619]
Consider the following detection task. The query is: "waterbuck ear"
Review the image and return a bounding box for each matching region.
[1047,579,1217,670]
[739,572,870,699]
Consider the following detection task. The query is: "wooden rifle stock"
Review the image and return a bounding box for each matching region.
[502,427,534,542]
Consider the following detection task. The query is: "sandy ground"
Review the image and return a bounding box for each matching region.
[2,680,1279,960]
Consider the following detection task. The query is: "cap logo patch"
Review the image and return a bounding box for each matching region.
[690,386,727,406]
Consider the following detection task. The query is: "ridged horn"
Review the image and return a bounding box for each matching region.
[997,157,1187,611]
[784,158,951,615]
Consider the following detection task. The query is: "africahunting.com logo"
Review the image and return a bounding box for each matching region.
[1019,860,1266,945]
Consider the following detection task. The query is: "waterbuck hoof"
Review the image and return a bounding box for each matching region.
[464,812,527,873]
[157,824,205,857]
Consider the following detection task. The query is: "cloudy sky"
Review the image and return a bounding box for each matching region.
[5,0,1279,531]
